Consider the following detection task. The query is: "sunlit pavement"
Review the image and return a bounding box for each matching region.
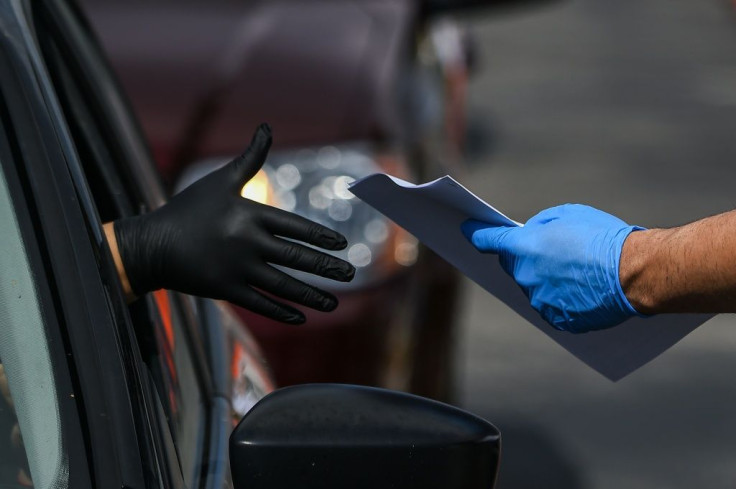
[455,1,736,487]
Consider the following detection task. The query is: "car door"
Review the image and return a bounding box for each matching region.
[0,33,94,489]
[29,0,228,487]
[0,0,160,487]
[31,1,277,488]
[0,0,237,488]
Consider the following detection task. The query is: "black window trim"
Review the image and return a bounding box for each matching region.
[30,2,222,489]
[0,1,161,487]
[0,55,91,489]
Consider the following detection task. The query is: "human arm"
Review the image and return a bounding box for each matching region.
[103,124,355,324]
[620,210,736,315]
[103,221,136,301]
[462,205,736,333]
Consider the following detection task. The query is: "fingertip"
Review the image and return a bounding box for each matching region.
[342,263,356,282]
[258,122,272,138]
[319,259,355,282]
[285,314,306,325]
[469,225,514,252]
[322,295,339,312]
[231,125,273,187]
[461,219,486,240]
[240,124,271,158]
[320,231,348,251]
[276,302,304,324]
[252,123,273,149]
[335,234,348,250]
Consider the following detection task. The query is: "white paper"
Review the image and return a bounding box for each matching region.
[349,173,713,381]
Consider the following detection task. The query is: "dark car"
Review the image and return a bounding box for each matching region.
[0,0,275,486]
[0,0,499,487]
[81,0,544,401]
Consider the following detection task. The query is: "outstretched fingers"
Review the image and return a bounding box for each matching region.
[262,207,348,251]
[262,236,355,282]
[226,285,306,325]
[251,266,340,312]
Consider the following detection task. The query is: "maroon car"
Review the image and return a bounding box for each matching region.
[81,0,538,401]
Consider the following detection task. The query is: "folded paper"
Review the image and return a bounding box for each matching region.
[349,173,712,381]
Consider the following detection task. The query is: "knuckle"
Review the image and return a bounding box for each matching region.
[307,225,325,244]
[314,253,331,271]
[222,221,241,244]
[299,287,318,305]
[223,212,259,245]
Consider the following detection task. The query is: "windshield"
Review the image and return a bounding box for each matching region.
[0,165,67,488]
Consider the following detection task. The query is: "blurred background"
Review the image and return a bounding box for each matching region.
[456,1,736,488]
[81,0,736,487]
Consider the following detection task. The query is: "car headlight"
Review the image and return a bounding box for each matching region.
[177,145,418,290]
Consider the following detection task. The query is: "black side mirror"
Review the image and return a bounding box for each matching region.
[230,384,500,489]
[423,0,563,16]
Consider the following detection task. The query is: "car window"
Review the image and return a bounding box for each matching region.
[148,291,208,480]
[0,158,65,488]
[33,2,208,486]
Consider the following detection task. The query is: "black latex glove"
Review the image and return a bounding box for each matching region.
[114,124,355,324]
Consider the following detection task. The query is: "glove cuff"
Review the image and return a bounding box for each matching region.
[613,226,651,319]
[113,215,161,296]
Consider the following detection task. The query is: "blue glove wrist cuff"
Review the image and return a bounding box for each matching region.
[613,226,651,319]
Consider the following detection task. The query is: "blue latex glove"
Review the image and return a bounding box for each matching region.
[462,204,646,333]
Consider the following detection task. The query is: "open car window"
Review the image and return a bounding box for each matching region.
[32,0,210,485]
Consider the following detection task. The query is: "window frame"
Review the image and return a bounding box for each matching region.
[0,79,90,489]
[0,0,173,487]
[30,1,220,488]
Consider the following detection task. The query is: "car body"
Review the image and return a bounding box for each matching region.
[0,3,518,489]
[0,2,501,488]
[81,0,484,401]
[0,0,274,486]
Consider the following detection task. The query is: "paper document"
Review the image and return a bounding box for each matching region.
[349,173,712,381]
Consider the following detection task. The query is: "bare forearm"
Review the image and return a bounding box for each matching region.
[620,210,736,314]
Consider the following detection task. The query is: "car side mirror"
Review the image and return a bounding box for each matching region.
[230,384,500,489]
[423,0,562,15]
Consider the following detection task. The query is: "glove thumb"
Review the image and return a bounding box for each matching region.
[229,123,273,191]
[461,219,516,254]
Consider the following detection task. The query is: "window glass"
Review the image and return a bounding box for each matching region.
[34,5,207,486]
[148,290,205,482]
[0,165,67,488]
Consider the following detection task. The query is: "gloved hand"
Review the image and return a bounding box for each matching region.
[462,204,646,333]
[114,124,355,324]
